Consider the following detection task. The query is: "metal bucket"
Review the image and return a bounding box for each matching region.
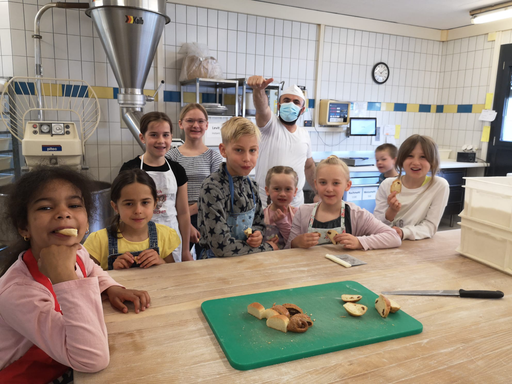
[0,181,112,246]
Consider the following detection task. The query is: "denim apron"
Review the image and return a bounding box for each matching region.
[206,166,256,258]
[107,221,160,270]
[307,201,346,245]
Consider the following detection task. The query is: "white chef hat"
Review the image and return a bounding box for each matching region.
[281,85,305,101]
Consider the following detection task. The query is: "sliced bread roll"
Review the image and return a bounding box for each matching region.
[262,308,279,319]
[343,302,368,317]
[389,298,401,313]
[56,228,78,237]
[271,304,290,317]
[375,294,391,318]
[266,315,289,333]
[341,294,362,303]
[247,302,265,319]
[326,230,338,245]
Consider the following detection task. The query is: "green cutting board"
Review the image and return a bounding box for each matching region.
[201,281,422,370]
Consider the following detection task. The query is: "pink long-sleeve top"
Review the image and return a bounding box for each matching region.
[263,205,298,243]
[285,202,402,250]
[0,245,121,372]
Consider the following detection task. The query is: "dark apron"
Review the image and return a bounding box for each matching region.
[107,221,160,270]
[0,249,87,384]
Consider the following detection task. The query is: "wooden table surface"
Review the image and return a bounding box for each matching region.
[75,230,511,383]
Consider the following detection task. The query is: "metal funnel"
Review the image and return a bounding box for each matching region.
[86,0,170,148]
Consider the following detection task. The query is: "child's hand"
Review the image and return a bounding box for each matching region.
[293,232,321,249]
[190,225,200,244]
[335,233,362,249]
[266,235,279,250]
[136,249,164,269]
[273,209,285,222]
[39,244,81,284]
[113,252,135,270]
[105,286,151,314]
[392,226,404,239]
[246,230,263,248]
[387,191,401,212]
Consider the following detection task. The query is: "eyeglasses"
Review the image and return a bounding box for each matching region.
[183,119,207,125]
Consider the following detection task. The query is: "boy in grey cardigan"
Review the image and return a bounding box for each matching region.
[197,117,278,257]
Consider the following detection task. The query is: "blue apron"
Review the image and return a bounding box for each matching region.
[107,221,160,270]
[206,166,256,258]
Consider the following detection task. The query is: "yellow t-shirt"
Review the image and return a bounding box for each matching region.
[83,223,181,270]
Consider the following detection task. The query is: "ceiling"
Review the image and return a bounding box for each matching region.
[254,0,506,30]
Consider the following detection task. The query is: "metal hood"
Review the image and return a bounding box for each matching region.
[86,0,169,148]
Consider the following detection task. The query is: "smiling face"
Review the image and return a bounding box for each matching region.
[18,179,89,259]
[403,143,431,182]
[140,120,172,159]
[219,134,259,177]
[179,108,208,141]
[265,173,298,211]
[111,182,156,232]
[314,164,352,205]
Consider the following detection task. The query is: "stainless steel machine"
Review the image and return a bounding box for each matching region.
[86,0,170,148]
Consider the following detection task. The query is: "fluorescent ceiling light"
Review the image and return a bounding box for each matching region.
[471,2,512,24]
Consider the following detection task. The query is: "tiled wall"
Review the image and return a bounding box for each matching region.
[0,0,506,181]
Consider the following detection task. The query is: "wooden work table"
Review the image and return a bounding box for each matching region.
[75,230,511,383]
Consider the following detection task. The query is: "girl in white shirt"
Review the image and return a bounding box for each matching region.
[374,134,450,240]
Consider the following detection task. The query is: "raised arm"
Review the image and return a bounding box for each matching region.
[247,76,274,128]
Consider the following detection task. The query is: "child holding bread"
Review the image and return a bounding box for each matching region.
[0,166,149,383]
[374,134,449,240]
[286,156,401,250]
[197,117,278,258]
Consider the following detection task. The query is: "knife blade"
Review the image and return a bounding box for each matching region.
[381,289,504,299]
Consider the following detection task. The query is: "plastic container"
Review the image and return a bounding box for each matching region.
[0,138,10,151]
[457,214,512,276]
[462,176,512,230]
[438,148,452,160]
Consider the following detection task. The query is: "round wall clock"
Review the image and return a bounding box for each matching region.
[372,62,390,84]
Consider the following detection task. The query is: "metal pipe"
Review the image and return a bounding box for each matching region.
[33,2,89,120]
[121,108,146,150]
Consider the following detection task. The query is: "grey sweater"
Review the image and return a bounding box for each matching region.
[197,164,273,257]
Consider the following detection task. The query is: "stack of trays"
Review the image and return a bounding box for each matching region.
[202,103,228,115]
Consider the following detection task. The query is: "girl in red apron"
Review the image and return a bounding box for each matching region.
[83,169,181,270]
[286,156,402,250]
[0,166,151,384]
[120,112,193,261]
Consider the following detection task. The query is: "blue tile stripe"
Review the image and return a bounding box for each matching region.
[394,103,407,112]
[367,102,381,111]
[436,105,444,113]
[457,104,472,113]
[419,104,431,113]
[14,82,35,95]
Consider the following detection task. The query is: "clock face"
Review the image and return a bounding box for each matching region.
[372,62,389,84]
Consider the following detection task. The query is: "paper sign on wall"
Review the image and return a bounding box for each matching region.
[346,189,363,201]
[383,125,395,136]
[394,125,401,139]
[481,126,491,142]
[386,136,397,146]
[204,122,223,146]
[371,126,384,146]
[362,187,378,200]
[479,110,497,122]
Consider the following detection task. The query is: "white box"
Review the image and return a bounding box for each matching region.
[0,156,12,170]
[0,174,13,186]
[462,176,512,230]
[457,215,512,276]
[0,138,10,151]
[438,148,452,160]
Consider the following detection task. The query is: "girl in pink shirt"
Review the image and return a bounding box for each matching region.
[286,156,401,250]
[263,166,299,249]
[0,166,151,383]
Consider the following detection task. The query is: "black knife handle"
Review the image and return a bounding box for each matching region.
[459,289,504,299]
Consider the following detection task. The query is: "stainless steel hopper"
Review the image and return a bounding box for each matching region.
[86,0,170,148]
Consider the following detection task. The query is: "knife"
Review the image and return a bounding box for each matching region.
[381,289,504,299]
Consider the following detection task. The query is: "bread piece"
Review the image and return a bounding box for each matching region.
[56,228,78,237]
[343,302,368,317]
[292,313,313,327]
[266,315,289,333]
[375,294,391,318]
[390,179,402,194]
[282,303,304,316]
[244,228,253,237]
[389,298,401,313]
[271,304,290,317]
[341,294,362,303]
[247,302,266,319]
[326,230,338,245]
[287,314,309,333]
[262,308,279,319]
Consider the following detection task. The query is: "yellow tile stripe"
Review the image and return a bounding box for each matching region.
[40,83,62,97]
[406,104,419,113]
[472,104,484,114]
[444,105,457,113]
[91,86,113,99]
[381,102,394,111]
[430,105,437,113]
